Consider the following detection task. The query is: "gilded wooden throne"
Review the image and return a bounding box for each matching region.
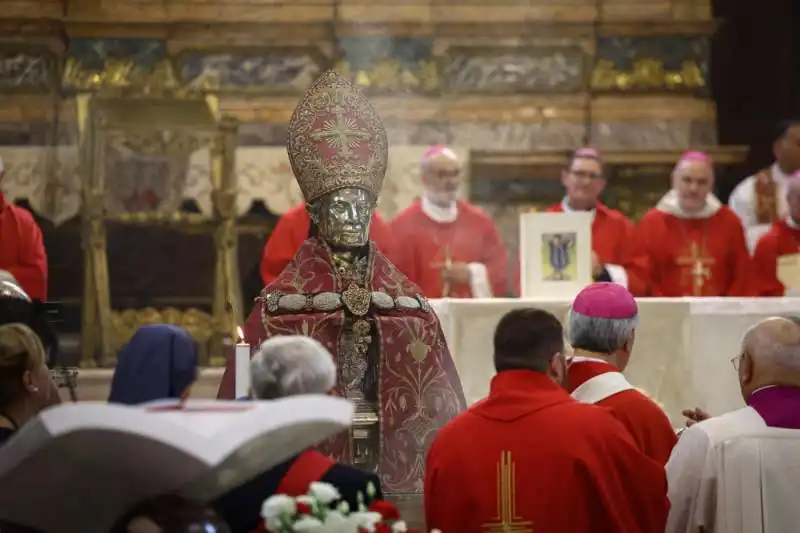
[75,71,242,365]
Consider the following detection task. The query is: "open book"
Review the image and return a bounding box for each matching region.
[0,396,353,533]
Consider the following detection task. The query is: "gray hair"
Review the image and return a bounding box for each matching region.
[742,317,800,371]
[250,335,336,400]
[568,310,638,354]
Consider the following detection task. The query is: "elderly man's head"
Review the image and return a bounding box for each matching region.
[567,283,638,370]
[249,335,336,400]
[737,317,800,401]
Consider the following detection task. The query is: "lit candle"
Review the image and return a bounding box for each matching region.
[234,326,251,398]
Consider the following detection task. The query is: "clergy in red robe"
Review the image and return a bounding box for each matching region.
[425,308,669,533]
[632,151,753,296]
[0,160,47,301]
[217,71,466,494]
[753,173,800,296]
[566,283,678,465]
[513,148,648,296]
[259,203,396,285]
[390,146,509,298]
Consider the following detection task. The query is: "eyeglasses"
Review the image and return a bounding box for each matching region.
[434,169,460,179]
[570,170,603,180]
[731,354,742,371]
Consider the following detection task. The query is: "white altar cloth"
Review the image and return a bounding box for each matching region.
[430,297,800,425]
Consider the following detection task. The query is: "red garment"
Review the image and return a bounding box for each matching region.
[0,192,47,300]
[752,219,800,296]
[260,204,395,285]
[276,450,335,496]
[567,359,677,465]
[424,370,669,533]
[218,237,466,493]
[390,199,509,298]
[512,202,648,296]
[631,207,753,296]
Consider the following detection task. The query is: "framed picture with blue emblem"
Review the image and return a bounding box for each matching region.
[519,212,592,298]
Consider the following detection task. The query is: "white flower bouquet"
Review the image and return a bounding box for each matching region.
[258,481,433,533]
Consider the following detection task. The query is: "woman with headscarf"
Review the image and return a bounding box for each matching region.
[109,324,198,405]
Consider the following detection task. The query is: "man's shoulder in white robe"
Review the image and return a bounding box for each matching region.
[665,407,767,533]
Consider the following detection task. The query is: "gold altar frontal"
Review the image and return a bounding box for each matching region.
[65,369,424,529]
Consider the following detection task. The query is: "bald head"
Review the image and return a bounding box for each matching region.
[743,317,800,371]
[420,145,461,206]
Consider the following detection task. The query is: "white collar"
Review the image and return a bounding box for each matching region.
[655,189,722,219]
[561,198,596,221]
[772,162,792,185]
[421,194,458,223]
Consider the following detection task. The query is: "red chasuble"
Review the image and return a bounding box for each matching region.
[752,219,800,296]
[260,204,396,285]
[632,205,753,296]
[0,193,47,300]
[219,237,466,493]
[567,358,677,465]
[390,199,509,298]
[425,371,669,533]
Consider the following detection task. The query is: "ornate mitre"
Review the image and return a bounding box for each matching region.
[286,70,388,204]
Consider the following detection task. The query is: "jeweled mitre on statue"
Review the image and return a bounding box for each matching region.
[218,70,466,493]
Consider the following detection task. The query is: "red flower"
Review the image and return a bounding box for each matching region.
[296,502,313,515]
[374,523,393,533]
[368,500,400,521]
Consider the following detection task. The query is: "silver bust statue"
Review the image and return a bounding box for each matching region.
[307,187,374,249]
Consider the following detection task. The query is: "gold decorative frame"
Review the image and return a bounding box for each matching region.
[75,64,242,366]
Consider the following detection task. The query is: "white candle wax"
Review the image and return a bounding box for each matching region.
[235,343,251,398]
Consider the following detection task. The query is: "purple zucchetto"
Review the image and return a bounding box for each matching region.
[572,282,637,319]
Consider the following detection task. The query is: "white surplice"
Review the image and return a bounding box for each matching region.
[664,405,800,533]
[729,162,792,253]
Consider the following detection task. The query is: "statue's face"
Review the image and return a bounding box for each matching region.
[309,187,374,248]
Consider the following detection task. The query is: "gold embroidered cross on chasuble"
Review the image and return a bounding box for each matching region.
[483,451,533,533]
[676,241,716,296]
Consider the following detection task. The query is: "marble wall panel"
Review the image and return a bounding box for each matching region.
[336,36,438,95]
[176,49,325,93]
[441,46,586,94]
[590,119,717,150]
[592,35,709,95]
[0,47,59,92]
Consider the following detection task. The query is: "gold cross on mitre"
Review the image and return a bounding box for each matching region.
[431,245,454,297]
[676,241,715,296]
[310,109,372,157]
[482,451,533,533]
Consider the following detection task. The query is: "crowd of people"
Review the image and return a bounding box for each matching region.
[1,69,800,533]
[2,271,800,532]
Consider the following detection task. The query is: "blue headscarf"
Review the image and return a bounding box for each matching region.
[108,324,198,405]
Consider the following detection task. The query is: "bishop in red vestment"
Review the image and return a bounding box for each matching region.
[259,203,396,284]
[425,308,669,533]
[753,174,800,296]
[566,283,677,465]
[390,146,509,298]
[217,71,466,494]
[632,152,753,296]
[513,148,648,296]
[0,165,47,301]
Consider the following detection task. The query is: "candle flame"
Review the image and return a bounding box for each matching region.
[236,326,244,343]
